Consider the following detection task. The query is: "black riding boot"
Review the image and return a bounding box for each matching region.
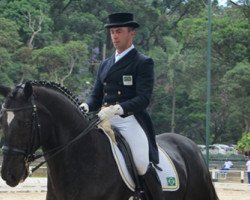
[141,163,164,200]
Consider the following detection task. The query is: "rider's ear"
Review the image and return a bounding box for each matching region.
[24,82,33,100]
[0,86,11,98]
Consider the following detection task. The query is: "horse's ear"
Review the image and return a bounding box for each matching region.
[0,85,11,97]
[23,82,33,100]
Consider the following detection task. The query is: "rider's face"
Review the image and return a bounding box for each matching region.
[110,27,135,54]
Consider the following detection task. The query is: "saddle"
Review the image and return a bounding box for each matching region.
[98,120,179,199]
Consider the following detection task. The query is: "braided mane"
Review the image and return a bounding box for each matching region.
[28,80,85,115]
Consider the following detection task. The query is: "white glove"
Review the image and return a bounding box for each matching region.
[79,103,89,113]
[98,105,124,121]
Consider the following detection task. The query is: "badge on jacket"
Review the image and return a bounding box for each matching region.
[123,75,133,86]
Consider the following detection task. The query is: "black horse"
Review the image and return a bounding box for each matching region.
[0,81,219,200]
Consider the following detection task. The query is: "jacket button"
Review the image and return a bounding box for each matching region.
[104,102,108,106]
[103,82,107,86]
[104,93,108,96]
[118,91,121,95]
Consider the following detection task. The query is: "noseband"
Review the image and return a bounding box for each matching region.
[1,97,41,163]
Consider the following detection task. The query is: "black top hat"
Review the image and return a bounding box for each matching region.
[104,12,140,28]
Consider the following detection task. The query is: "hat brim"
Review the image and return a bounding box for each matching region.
[104,21,140,28]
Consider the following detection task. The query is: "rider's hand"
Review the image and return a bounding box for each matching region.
[79,103,89,113]
[98,105,124,121]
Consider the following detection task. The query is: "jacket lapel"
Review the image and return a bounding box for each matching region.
[105,49,137,80]
[100,54,115,82]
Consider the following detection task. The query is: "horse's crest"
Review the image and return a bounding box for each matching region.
[30,81,82,108]
[28,80,91,120]
[100,128,180,192]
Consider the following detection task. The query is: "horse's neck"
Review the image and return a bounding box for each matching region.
[33,86,121,193]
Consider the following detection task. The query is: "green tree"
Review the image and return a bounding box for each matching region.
[12,47,38,82]
[237,133,250,153]
[175,6,249,143]
[0,17,22,85]
[33,41,90,91]
[0,48,13,85]
[0,17,21,51]
[0,0,53,48]
[221,61,250,133]
[149,37,188,134]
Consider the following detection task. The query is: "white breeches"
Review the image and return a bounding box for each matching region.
[109,115,149,175]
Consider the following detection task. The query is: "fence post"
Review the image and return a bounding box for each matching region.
[212,169,218,182]
[240,171,244,183]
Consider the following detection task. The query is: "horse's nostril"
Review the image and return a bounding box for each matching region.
[3,171,20,187]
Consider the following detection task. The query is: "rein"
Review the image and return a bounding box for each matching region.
[31,116,101,174]
[1,99,101,175]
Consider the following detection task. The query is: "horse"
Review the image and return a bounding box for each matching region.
[0,81,219,200]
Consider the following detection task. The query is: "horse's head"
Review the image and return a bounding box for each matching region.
[0,82,39,187]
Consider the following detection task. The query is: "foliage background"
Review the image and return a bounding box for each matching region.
[0,0,249,147]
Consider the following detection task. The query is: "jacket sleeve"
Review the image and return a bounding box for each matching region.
[120,57,154,115]
[86,65,104,112]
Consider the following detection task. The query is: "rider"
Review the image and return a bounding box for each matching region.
[80,12,163,199]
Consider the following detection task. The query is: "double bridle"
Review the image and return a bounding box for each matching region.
[1,95,101,175]
[1,96,41,172]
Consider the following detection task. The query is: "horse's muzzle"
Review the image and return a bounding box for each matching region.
[1,157,28,187]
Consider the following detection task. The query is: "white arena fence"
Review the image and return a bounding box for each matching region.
[210,169,248,183]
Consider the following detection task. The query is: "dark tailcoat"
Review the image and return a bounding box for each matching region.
[87,48,159,164]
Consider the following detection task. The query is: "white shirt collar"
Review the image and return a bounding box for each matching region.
[115,44,134,62]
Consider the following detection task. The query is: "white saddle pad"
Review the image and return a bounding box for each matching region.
[102,130,179,191]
